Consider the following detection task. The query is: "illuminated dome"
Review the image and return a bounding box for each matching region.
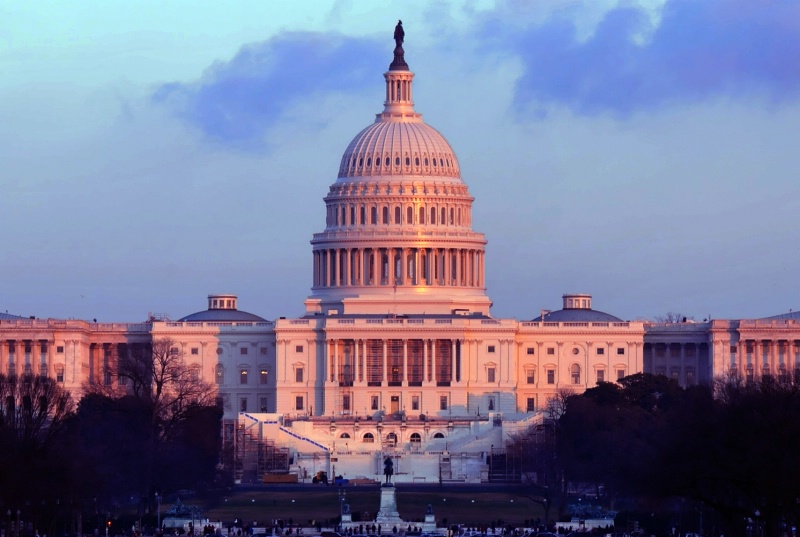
[307,23,492,317]
[337,115,461,181]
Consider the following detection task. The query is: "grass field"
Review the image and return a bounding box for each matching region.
[194,487,544,528]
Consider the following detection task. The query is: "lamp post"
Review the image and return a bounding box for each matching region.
[155,493,161,535]
[338,487,346,531]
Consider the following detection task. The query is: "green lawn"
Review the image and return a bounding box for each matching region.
[193,487,544,528]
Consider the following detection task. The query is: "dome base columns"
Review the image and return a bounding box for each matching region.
[304,293,492,316]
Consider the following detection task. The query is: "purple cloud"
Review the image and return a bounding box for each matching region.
[501,0,800,116]
[154,32,386,149]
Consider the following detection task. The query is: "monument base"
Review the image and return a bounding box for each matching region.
[375,485,404,526]
[422,514,437,532]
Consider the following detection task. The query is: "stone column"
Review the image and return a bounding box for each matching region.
[382,340,388,384]
[333,339,339,383]
[431,340,437,384]
[451,339,457,383]
[402,339,408,385]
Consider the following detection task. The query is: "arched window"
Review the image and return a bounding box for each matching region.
[371,207,378,225]
[407,206,413,224]
[571,364,581,384]
[215,363,224,385]
[340,432,351,439]
[394,206,401,224]
[240,368,249,385]
[386,432,397,443]
[419,206,425,224]
[410,432,421,443]
[430,207,436,224]
[441,208,446,225]
[433,432,445,439]
[383,206,389,224]
[363,432,375,443]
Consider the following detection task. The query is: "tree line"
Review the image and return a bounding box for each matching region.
[508,373,800,537]
[0,338,224,537]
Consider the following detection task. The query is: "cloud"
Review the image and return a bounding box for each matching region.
[495,0,800,116]
[153,31,386,150]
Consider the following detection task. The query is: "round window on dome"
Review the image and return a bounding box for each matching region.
[367,157,372,166]
[395,157,400,166]
[424,158,429,166]
[572,348,579,355]
[359,158,363,167]
[415,157,420,166]
[385,157,390,166]
[433,158,437,167]
[440,159,444,167]
[405,157,410,166]
[376,157,381,166]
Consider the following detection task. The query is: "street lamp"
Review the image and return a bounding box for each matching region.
[338,487,347,531]
[155,493,161,534]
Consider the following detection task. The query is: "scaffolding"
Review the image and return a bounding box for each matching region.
[224,417,291,483]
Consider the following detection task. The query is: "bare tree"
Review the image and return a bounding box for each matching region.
[0,373,75,449]
[117,338,216,435]
[545,386,576,420]
[85,337,218,509]
[654,312,694,323]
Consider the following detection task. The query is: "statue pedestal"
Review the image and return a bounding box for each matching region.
[375,485,404,526]
[422,514,437,532]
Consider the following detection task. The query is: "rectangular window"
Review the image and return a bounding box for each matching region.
[240,398,248,412]
[487,345,496,353]
[295,345,304,353]
[240,370,248,384]
[260,397,268,412]
[191,348,199,355]
[526,347,535,355]
[617,369,626,381]
[190,368,199,381]
[597,369,605,383]
[295,368,304,383]
[488,396,495,411]
[240,347,248,355]
[526,397,535,412]
[56,366,64,383]
[371,395,379,410]
[526,370,535,384]
[597,348,605,355]
[342,394,351,411]
[547,347,555,355]
[617,347,625,355]
[547,369,555,384]
[487,367,496,383]
[730,345,738,354]
[411,395,420,411]
[295,396,304,411]
[260,369,269,384]
[439,395,448,410]
[56,346,64,353]
[260,347,268,355]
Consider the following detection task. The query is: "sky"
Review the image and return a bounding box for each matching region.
[2,0,799,323]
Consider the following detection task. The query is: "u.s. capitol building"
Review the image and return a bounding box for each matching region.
[2,27,798,483]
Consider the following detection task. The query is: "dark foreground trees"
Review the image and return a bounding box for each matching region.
[0,339,222,536]
[516,373,800,537]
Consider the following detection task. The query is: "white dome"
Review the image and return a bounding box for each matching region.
[337,119,461,181]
